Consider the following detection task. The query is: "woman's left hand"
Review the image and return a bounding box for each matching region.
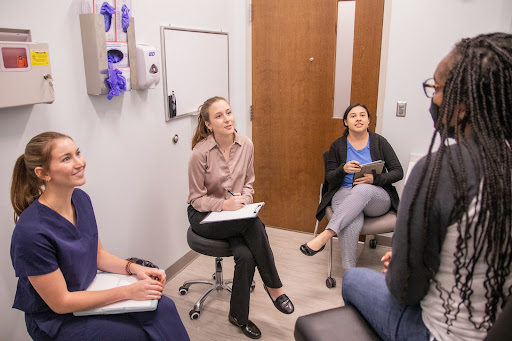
[353,173,374,186]
[132,265,166,285]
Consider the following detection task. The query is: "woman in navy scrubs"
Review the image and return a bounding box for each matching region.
[10,132,189,341]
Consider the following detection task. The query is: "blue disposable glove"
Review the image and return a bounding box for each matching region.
[121,5,130,33]
[106,61,126,100]
[100,2,116,32]
[107,50,123,64]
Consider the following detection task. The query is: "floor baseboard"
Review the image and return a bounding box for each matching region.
[165,250,199,282]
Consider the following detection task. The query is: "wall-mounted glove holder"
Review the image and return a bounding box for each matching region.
[0,28,54,109]
[79,14,138,95]
[79,14,110,95]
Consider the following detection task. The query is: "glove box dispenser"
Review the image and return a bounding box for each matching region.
[0,28,54,109]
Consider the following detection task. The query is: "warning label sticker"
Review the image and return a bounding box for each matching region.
[30,50,50,66]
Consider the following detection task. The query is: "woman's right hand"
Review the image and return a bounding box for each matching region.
[222,193,245,211]
[343,160,362,174]
[381,251,392,274]
[126,277,164,301]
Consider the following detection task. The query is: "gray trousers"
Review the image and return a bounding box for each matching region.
[326,184,391,269]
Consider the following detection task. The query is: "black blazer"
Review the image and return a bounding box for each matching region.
[316,132,403,221]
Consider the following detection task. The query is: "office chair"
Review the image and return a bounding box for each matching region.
[314,151,396,288]
[178,226,254,319]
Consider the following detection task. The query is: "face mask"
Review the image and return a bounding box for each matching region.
[429,99,440,125]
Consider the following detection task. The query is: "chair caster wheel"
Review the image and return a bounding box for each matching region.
[250,284,255,292]
[189,310,200,320]
[179,287,188,295]
[369,239,377,249]
[326,277,336,288]
[212,273,216,280]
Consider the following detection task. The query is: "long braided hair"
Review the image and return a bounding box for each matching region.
[409,33,512,331]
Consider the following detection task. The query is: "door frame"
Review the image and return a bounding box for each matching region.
[246,0,391,136]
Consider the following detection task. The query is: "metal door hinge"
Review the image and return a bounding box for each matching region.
[250,105,253,121]
[249,3,253,22]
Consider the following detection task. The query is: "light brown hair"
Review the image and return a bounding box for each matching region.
[191,96,228,149]
[10,132,71,222]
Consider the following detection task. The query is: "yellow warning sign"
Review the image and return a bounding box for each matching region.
[30,50,50,66]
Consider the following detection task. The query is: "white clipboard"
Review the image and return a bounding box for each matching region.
[73,271,160,316]
[200,202,265,224]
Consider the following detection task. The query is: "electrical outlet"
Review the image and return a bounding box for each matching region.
[396,101,407,117]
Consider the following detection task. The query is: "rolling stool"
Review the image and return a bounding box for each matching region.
[179,226,255,320]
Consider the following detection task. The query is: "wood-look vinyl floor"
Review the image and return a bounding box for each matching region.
[163,227,390,341]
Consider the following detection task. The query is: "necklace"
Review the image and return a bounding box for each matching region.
[39,196,53,210]
[39,195,76,226]
[219,141,234,154]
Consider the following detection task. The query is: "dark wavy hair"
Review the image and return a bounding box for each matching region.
[409,33,512,332]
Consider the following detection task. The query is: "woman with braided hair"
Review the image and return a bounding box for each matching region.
[341,32,512,341]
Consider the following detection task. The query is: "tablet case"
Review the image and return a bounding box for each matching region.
[353,160,385,182]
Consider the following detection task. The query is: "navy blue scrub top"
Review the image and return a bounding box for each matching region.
[10,189,98,330]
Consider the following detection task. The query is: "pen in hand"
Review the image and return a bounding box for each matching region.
[226,189,245,207]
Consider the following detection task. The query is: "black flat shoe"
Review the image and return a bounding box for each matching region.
[300,243,325,256]
[229,315,262,339]
[263,285,295,314]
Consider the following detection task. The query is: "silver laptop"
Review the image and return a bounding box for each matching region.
[73,271,159,316]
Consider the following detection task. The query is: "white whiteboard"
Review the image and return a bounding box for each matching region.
[160,27,229,121]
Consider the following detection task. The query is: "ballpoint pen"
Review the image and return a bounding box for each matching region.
[227,189,236,196]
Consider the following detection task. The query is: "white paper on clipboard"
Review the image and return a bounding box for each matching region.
[200,202,265,224]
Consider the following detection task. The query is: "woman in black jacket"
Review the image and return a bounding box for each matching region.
[300,103,403,270]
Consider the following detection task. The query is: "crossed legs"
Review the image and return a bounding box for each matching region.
[305,184,391,269]
[188,206,284,325]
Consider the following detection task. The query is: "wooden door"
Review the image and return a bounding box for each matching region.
[252,0,384,232]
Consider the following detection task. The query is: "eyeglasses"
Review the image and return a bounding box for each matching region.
[422,78,441,98]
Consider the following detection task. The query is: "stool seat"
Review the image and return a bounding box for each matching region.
[294,306,381,341]
[187,226,232,257]
[181,226,250,320]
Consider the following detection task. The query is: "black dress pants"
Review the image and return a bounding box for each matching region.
[187,205,282,325]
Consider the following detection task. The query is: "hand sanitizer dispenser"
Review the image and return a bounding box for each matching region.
[136,44,160,89]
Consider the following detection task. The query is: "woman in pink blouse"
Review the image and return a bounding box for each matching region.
[187,96,294,339]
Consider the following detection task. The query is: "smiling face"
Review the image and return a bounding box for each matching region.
[204,99,235,137]
[41,137,86,189]
[344,105,370,134]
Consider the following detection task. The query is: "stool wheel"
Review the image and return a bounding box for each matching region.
[326,277,336,288]
[212,273,216,280]
[250,283,255,292]
[189,310,200,320]
[369,239,377,249]
[179,286,189,296]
